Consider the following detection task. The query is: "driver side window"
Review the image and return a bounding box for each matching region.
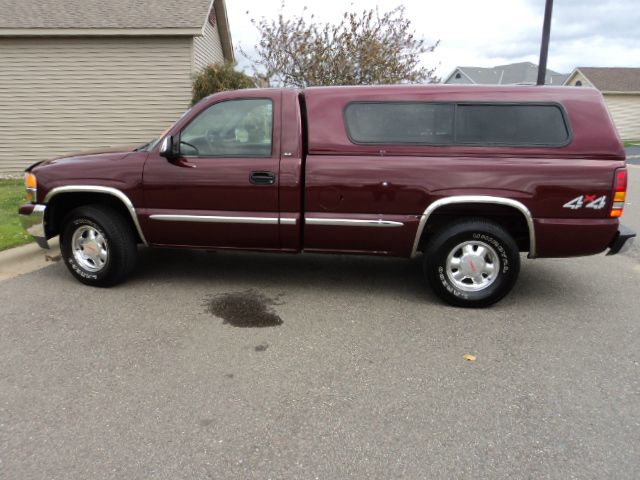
[180,98,273,157]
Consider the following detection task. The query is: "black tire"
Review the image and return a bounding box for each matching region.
[423,218,520,308]
[60,205,137,287]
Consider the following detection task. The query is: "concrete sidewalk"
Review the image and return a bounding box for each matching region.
[0,238,60,282]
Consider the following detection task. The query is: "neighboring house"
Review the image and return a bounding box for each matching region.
[444,62,568,86]
[564,67,640,141]
[0,0,234,174]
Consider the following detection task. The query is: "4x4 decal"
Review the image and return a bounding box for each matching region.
[563,195,607,210]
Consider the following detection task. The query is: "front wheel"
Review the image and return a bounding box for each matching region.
[423,219,520,308]
[60,205,137,287]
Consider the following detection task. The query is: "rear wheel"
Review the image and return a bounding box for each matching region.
[423,219,520,307]
[60,205,137,287]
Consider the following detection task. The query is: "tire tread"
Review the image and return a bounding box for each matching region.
[423,217,520,307]
[61,205,137,287]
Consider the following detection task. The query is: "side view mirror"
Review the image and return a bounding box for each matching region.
[159,135,179,160]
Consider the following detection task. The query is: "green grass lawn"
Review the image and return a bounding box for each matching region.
[0,179,32,251]
[624,140,640,147]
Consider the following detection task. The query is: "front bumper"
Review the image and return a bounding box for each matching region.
[18,203,49,249]
[607,224,636,255]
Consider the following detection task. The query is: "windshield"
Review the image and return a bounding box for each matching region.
[136,106,195,151]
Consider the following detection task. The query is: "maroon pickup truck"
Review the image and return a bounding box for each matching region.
[19,85,635,307]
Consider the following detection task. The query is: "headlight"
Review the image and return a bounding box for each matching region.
[24,173,37,203]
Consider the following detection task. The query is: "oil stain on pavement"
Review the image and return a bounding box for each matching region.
[206,290,284,327]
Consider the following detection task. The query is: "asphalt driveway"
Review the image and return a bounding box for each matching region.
[1,169,639,479]
[626,145,640,165]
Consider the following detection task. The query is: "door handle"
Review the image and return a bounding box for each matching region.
[250,171,276,185]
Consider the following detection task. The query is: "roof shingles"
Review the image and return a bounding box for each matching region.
[453,62,567,85]
[575,67,640,92]
[0,0,212,29]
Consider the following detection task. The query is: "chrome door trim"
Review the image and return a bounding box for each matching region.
[410,195,536,259]
[150,214,279,225]
[305,218,404,228]
[280,218,297,225]
[44,185,148,246]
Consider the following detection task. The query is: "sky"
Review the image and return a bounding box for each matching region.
[225,0,640,80]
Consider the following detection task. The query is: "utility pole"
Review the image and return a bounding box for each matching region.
[536,0,554,85]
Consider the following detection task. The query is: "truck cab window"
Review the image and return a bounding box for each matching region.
[180,99,273,157]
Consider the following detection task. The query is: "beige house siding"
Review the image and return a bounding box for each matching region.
[0,36,193,174]
[192,17,225,72]
[603,93,640,140]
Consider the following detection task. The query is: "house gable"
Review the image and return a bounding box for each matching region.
[564,69,595,89]
[444,62,567,85]
[444,68,475,84]
[563,67,640,93]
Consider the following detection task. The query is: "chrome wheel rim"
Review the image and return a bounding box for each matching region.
[71,225,108,272]
[445,240,500,292]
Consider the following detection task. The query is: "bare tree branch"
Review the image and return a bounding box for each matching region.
[245,5,440,87]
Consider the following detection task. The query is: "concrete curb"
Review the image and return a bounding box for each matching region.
[0,237,60,282]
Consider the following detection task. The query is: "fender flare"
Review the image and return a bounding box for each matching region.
[43,185,148,246]
[410,195,536,258]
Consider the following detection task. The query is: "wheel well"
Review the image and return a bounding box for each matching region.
[45,193,143,244]
[418,203,531,253]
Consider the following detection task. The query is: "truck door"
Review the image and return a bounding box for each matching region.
[141,91,282,249]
